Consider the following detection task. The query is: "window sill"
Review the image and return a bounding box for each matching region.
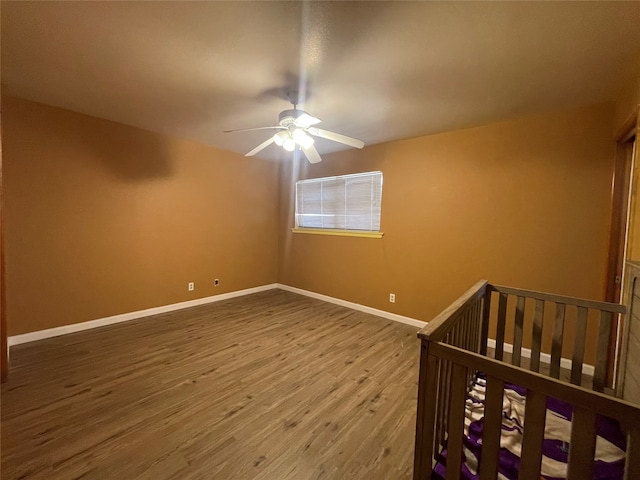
[292,228,384,239]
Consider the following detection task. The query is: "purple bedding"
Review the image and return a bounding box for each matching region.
[432,376,627,480]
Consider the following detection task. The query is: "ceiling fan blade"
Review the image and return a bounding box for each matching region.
[301,143,322,164]
[296,113,321,128]
[307,127,364,149]
[224,126,285,133]
[245,136,275,157]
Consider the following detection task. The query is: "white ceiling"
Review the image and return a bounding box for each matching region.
[2,1,640,161]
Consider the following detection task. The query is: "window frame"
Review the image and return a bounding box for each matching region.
[293,171,384,239]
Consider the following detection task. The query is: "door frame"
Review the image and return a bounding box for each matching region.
[1,109,6,383]
[1,107,5,383]
[606,105,639,387]
[606,111,638,304]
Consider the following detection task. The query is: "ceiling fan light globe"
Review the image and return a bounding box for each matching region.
[292,128,314,149]
[291,128,305,141]
[273,131,287,146]
[283,138,296,152]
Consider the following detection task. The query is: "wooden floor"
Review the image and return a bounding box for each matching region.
[1,290,421,480]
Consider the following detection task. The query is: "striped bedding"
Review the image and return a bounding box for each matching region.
[432,376,627,480]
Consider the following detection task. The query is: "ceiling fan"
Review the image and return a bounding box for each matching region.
[223,95,364,164]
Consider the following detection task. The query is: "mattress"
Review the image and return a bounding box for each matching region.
[432,376,627,480]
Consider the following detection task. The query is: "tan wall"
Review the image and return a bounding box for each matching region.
[2,95,619,364]
[614,51,640,133]
[2,96,279,335]
[279,103,616,362]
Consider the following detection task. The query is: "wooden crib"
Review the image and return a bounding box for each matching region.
[413,280,640,480]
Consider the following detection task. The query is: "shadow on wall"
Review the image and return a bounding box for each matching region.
[78,117,175,182]
[3,96,176,183]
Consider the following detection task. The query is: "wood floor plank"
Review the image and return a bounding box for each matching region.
[1,290,420,480]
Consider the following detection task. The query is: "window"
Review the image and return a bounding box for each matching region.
[294,171,383,237]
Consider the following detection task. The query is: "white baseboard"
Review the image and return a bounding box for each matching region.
[485,338,595,377]
[6,282,597,377]
[277,284,595,376]
[8,283,279,347]
[276,283,427,329]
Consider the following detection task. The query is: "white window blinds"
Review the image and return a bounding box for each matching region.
[295,171,383,231]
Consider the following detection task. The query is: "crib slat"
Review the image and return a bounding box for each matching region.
[626,426,640,480]
[475,301,482,353]
[467,308,473,351]
[550,303,565,379]
[434,359,444,452]
[441,332,451,443]
[480,290,491,356]
[462,310,470,351]
[414,346,439,480]
[476,301,482,352]
[567,408,597,480]
[445,364,468,480]
[571,307,588,385]
[437,353,447,448]
[519,390,547,480]
[472,307,477,353]
[479,376,504,480]
[512,296,525,367]
[470,303,478,354]
[496,293,507,361]
[530,299,544,372]
[441,358,452,447]
[593,311,612,392]
[452,322,459,348]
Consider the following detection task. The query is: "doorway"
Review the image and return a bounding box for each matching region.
[606,107,639,387]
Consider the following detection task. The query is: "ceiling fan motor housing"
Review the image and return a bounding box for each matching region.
[279,109,308,127]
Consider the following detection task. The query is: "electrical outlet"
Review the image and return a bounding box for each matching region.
[214,279,220,287]
[188,282,194,291]
[389,293,396,303]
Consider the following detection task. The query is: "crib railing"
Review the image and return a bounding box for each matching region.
[487,284,625,391]
[418,343,640,480]
[414,280,489,479]
[413,280,638,480]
